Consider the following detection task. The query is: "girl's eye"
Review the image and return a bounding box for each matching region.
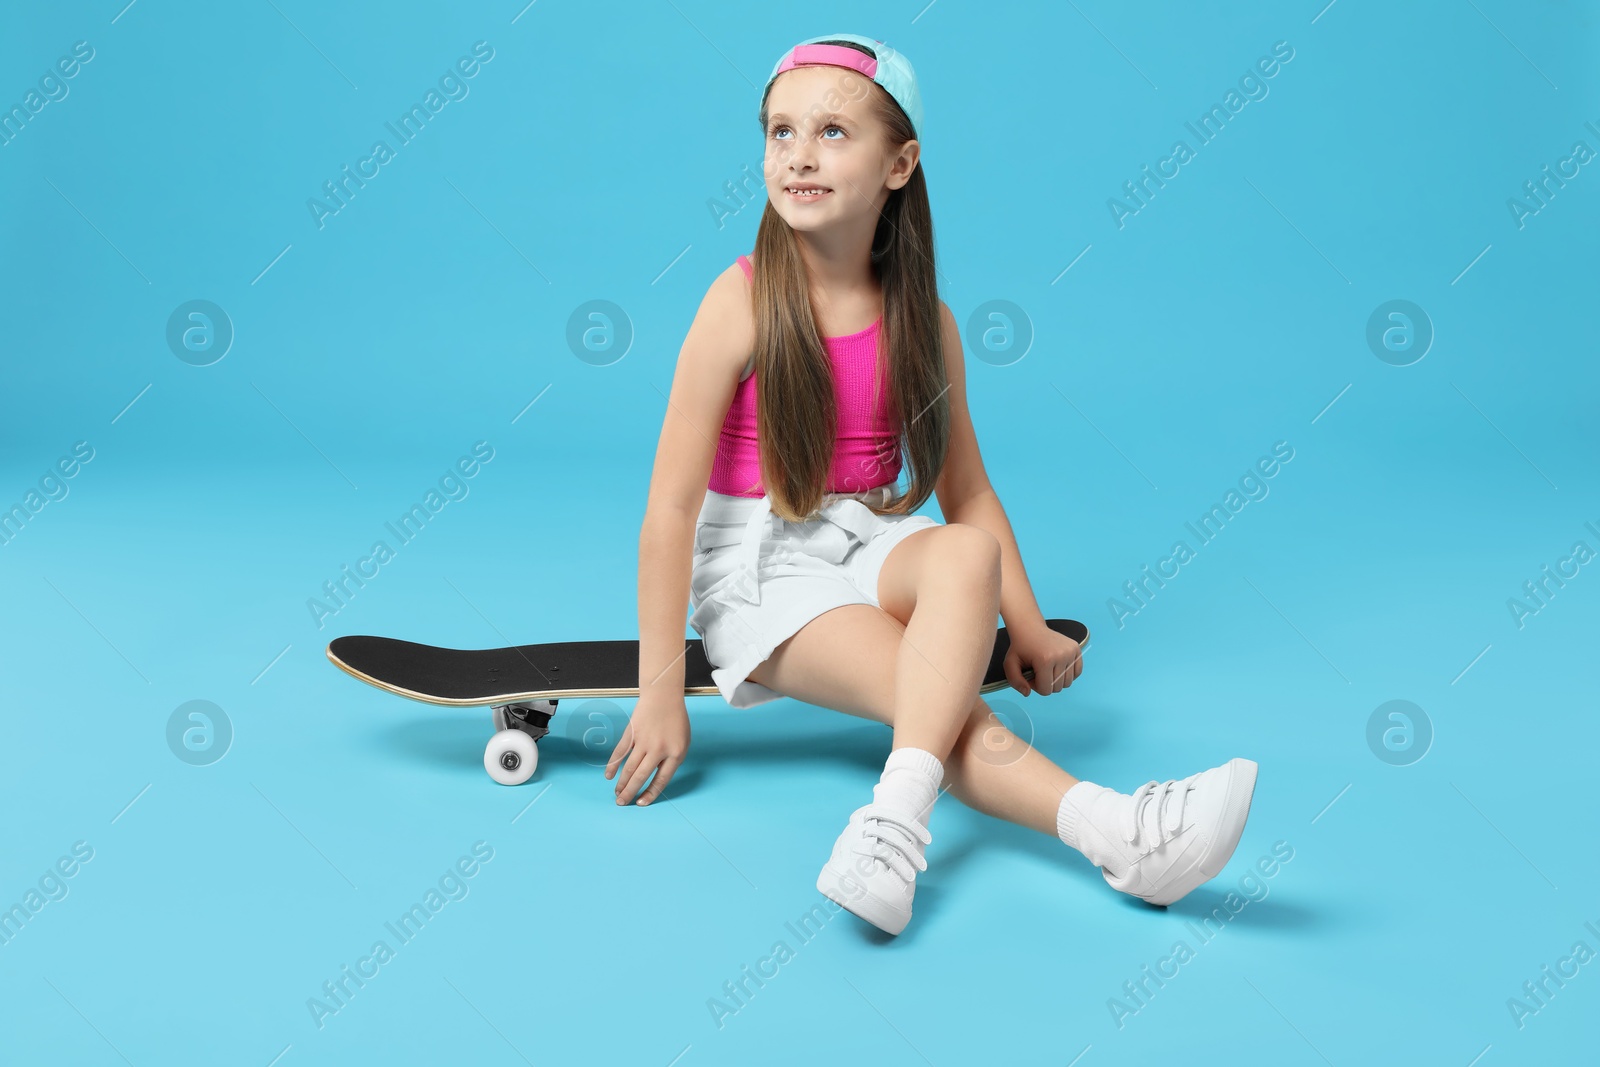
[822,125,843,138]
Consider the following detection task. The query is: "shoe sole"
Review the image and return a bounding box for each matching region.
[1145,757,1259,907]
[817,862,911,936]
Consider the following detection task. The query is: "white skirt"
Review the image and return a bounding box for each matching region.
[688,483,942,708]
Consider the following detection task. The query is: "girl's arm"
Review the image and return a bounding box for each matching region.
[931,301,1052,638]
[610,262,753,807]
[636,262,753,697]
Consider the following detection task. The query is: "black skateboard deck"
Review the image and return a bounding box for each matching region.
[326,618,1089,784]
[327,618,1088,706]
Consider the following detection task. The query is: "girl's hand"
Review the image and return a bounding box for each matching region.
[1004,623,1084,697]
[605,696,690,806]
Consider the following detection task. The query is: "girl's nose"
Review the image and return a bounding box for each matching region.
[783,135,818,170]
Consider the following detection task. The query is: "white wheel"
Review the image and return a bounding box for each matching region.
[484,729,538,785]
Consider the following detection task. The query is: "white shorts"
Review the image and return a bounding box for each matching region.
[688,483,942,708]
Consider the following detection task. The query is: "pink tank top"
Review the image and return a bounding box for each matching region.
[708,255,901,498]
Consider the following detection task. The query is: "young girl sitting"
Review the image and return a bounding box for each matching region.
[608,33,1259,936]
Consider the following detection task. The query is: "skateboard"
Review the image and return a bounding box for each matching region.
[326,618,1090,785]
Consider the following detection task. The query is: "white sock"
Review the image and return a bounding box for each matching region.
[872,746,944,828]
[1055,780,1130,878]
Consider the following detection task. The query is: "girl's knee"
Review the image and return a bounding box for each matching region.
[929,524,1002,588]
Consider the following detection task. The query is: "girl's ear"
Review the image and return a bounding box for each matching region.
[885,140,920,191]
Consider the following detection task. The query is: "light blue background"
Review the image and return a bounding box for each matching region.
[2,1,1596,1063]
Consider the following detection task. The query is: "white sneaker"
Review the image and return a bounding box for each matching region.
[1062,758,1258,906]
[816,802,933,936]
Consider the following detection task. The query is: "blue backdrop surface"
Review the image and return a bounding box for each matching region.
[2,1,1596,1064]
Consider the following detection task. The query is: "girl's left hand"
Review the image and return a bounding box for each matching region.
[1003,623,1084,697]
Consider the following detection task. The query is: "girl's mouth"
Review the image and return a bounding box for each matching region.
[785,186,832,201]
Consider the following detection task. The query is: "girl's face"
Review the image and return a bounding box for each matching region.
[761,65,917,235]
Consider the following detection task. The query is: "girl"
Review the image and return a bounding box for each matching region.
[608,33,1259,936]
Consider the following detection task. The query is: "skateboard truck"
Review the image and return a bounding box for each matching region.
[492,699,556,741]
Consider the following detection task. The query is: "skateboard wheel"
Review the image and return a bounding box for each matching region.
[484,729,538,785]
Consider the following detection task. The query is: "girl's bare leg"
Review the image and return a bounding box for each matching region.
[750,604,1079,834]
[873,525,1012,766]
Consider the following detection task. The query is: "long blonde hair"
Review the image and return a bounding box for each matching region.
[750,39,949,523]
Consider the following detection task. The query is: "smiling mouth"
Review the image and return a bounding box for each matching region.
[785,186,832,199]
